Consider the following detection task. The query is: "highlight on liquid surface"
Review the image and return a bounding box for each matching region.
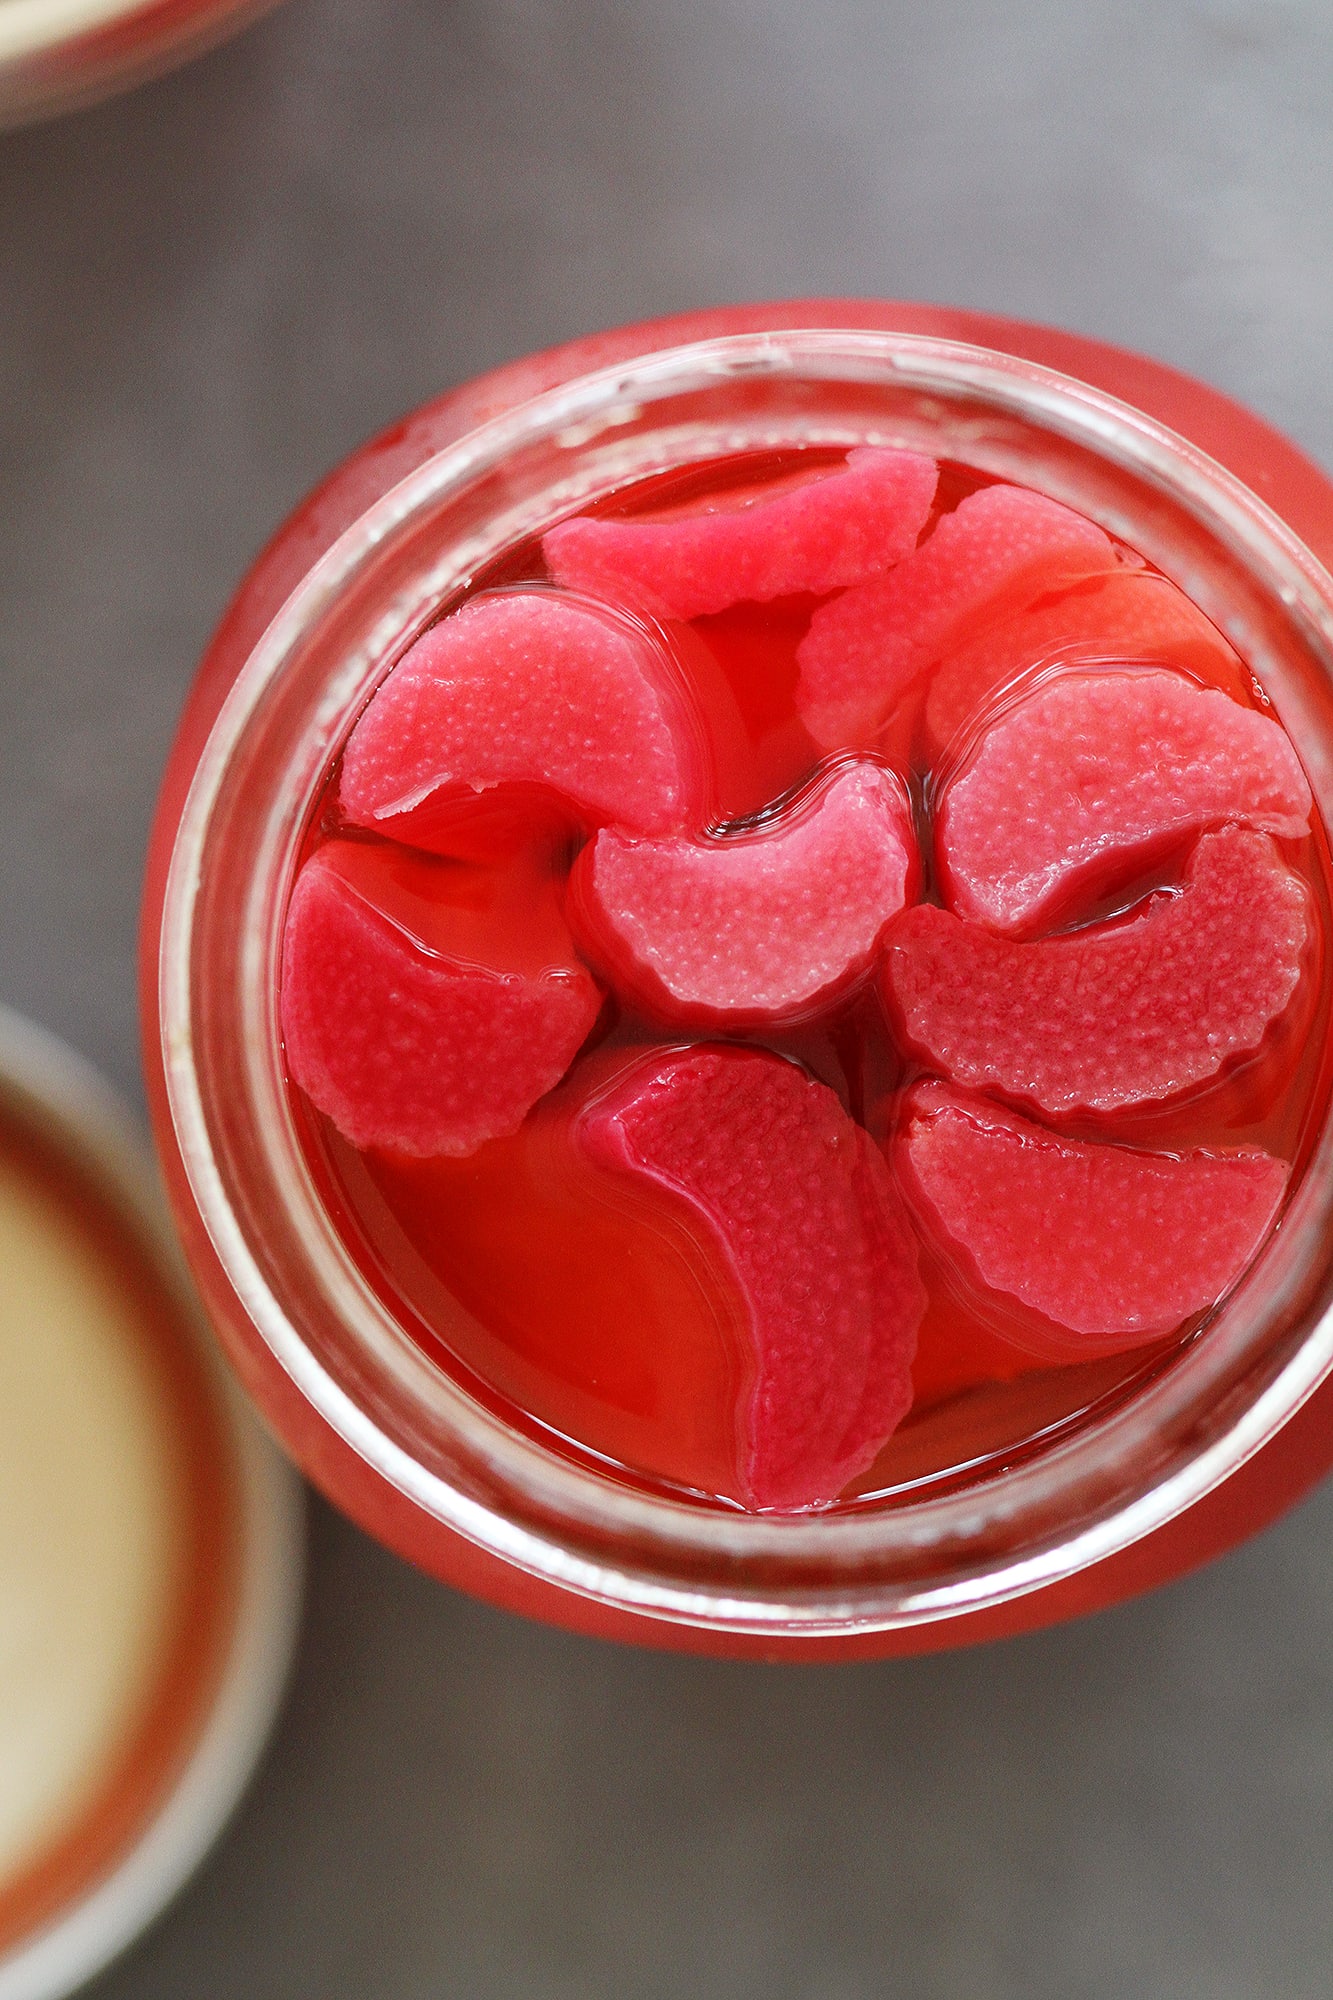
[279,445,1332,1515]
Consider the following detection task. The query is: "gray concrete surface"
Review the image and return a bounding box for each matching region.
[4,2,1333,1993]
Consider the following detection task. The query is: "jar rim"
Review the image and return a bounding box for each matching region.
[157,326,1333,1635]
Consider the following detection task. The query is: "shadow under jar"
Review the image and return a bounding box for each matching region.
[142,303,1333,1659]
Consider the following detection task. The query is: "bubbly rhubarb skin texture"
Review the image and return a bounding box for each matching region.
[578,1047,922,1512]
[795,483,1120,750]
[884,827,1312,1118]
[897,1082,1289,1359]
[543,447,939,621]
[570,759,916,1029]
[282,447,1331,1516]
[937,667,1314,937]
[339,587,714,840]
[281,842,602,1158]
[922,567,1250,756]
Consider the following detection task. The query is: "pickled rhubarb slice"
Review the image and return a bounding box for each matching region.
[938,669,1313,935]
[281,841,602,1157]
[572,761,916,1027]
[542,448,939,621]
[923,568,1248,755]
[580,1047,924,1510]
[885,829,1310,1115]
[897,1082,1287,1355]
[795,484,1118,748]
[340,589,710,843]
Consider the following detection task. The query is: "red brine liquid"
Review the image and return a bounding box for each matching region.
[280,447,1333,1515]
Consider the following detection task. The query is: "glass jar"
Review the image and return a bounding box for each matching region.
[141,302,1333,1659]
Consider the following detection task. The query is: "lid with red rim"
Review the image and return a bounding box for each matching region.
[0,1005,303,2000]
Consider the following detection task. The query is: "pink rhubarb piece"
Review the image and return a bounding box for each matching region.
[884,829,1310,1116]
[281,842,601,1157]
[897,1082,1288,1355]
[580,1046,925,1511]
[572,761,916,1028]
[938,668,1312,936]
[340,588,710,843]
[795,483,1118,749]
[542,447,939,621]
[923,568,1247,755]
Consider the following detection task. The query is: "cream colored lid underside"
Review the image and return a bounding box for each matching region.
[0,1148,179,1890]
[0,1,153,65]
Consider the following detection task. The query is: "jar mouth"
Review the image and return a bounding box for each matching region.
[159,328,1333,1635]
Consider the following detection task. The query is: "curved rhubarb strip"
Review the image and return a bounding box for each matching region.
[923,568,1247,755]
[281,842,601,1157]
[580,1046,924,1510]
[572,761,916,1028]
[340,588,711,843]
[795,484,1118,748]
[938,668,1312,935]
[884,829,1310,1115]
[542,447,938,621]
[896,1082,1288,1356]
